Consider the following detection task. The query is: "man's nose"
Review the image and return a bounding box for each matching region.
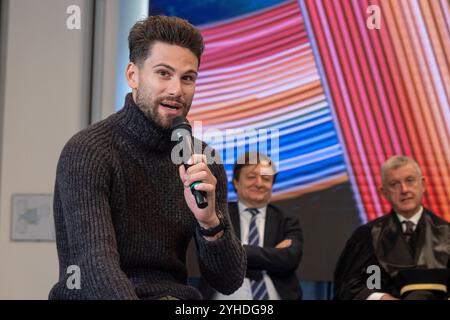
[255,176,265,187]
[399,181,410,193]
[167,78,182,97]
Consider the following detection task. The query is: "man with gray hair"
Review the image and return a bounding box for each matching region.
[334,155,450,300]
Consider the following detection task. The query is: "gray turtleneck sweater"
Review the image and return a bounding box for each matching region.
[49,93,246,299]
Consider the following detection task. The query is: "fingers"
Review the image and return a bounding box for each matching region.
[184,154,216,185]
[179,164,187,184]
[184,171,217,192]
[187,154,207,166]
[275,239,292,249]
[186,161,211,176]
[180,154,217,192]
[191,183,215,193]
[184,171,209,187]
[276,242,289,249]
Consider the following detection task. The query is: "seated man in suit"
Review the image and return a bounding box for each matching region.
[334,155,450,300]
[200,152,303,300]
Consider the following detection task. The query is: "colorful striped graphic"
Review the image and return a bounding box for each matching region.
[145,0,449,223]
[188,1,348,201]
[301,0,450,222]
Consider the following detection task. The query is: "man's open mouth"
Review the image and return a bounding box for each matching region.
[160,102,181,110]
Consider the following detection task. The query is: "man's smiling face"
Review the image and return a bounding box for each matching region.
[126,41,199,128]
[233,162,275,208]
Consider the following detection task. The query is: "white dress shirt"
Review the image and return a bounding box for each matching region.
[396,207,423,233]
[367,207,423,300]
[213,202,281,300]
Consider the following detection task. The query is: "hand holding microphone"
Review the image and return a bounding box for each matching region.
[171,116,208,209]
[172,117,222,234]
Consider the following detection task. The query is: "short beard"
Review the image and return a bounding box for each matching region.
[135,88,169,129]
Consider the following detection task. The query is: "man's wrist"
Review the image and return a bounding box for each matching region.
[197,213,220,229]
[202,230,224,241]
[197,210,225,238]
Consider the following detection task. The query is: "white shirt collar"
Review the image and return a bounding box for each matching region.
[396,206,423,226]
[237,201,267,218]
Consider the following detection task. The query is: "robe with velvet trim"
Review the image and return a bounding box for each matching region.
[334,208,450,300]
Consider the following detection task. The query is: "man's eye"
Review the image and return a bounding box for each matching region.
[158,70,170,77]
[183,75,196,82]
[389,181,399,188]
[406,176,416,184]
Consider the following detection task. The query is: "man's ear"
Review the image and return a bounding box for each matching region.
[126,62,139,89]
[232,179,238,192]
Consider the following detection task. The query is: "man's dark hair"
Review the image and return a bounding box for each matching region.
[232,152,277,185]
[128,15,204,67]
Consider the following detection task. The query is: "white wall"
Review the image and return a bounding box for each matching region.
[0,0,94,299]
[114,0,149,110]
[90,0,120,122]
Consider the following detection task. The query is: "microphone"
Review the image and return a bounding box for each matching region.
[171,116,208,209]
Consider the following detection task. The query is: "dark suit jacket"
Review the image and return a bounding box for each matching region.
[199,202,303,300]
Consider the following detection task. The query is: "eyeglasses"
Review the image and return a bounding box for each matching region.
[386,176,420,191]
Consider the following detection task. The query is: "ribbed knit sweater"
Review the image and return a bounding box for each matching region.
[49,93,246,299]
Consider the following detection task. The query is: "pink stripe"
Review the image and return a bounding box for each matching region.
[314,0,379,221]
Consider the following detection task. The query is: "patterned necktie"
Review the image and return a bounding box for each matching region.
[246,208,269,300]
[402,220,415,244]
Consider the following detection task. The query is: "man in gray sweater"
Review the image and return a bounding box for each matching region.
[49,15,246,300]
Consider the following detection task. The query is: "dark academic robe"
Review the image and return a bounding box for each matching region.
[333,208,450,300]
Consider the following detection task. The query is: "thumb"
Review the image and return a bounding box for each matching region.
[179,165,187,183]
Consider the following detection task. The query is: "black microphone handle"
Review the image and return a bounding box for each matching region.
[184,163,208,209]
[172,117,209,209]
[191,183,208,209]
[182,136,208,209]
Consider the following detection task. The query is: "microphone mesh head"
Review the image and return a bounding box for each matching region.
[171,116,191,132]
